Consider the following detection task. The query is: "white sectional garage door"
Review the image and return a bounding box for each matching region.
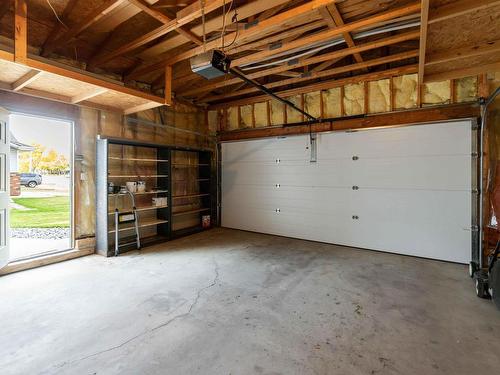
[221,120,474,263]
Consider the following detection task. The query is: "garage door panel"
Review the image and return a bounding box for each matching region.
[222,120,473,263]
[353,155,471,190]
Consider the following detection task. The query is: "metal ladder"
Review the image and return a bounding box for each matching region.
[113,191,141,256]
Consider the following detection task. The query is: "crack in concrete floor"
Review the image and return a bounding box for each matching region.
[52,259,220,371]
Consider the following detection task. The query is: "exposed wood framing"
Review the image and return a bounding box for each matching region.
[11,70,43,91]
[203,51,418,103]
[129,0,340,78]
[124,101,165,115]
[428,0,500,24]
[165,65,173,106]
[14,0,27,64]
[128,0,202,45]
[425,39,500,66]
[418,0,429,86]
[0,2,11,21]
[41,0,79,56]
[318,3,364,64]
[43,0,126,57]
[70,88,109,104]
[218,103,479,141]
[210,65,418,109]
[91,0,233,67]
[425,62,500,82]
[180,30,420,98]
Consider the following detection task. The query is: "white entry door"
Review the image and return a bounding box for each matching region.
[222,120,474,263]
[0,108,10,269]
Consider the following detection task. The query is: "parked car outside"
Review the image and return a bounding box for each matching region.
[20,173,42,188]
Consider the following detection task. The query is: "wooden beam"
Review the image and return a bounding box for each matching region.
[14,0,27,64]
[124,102,164,115]
[203,50,418,103]
[176,0,231,24]
[165,65,172,105]
[318,4,364,64]
[425,39,500,66]
[127,0,202,45]
[132,1,420,78]
[44,0,126,56]
[137,0,292,62]
[210,65,418,109]
[424,62,500,82]
[91,0,232,66]
[428,0,500,24]
[180,30,420,97]
[41,0,79,57]
[70,88,108,104]
[0,49,165,105]
[418,0,429,86]
[218,103,479,141]
[11,70,43,91]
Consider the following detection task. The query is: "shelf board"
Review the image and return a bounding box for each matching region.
[172,208,210,217]
[109,190,168,196]
[108,219,168,233]
[109,157,169,162]
[107,205,169,215]
[172,193,209,199]
[172,163,210,167]
[108,175,169,178]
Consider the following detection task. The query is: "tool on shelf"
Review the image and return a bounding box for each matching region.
[113,191,141,256]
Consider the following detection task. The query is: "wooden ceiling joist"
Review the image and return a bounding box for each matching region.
[209,64,418,109]
[424,62,500,82]
[417,0,429,86]
[129,0,337,78]
[91,0,233,67]
[202,50,419,103]
[428,0,500,24]
[136,0,292,60]
[14,0,27,64]
[179,30,420,97]
[43,0,127,57]
[71,88,109,104]
[318,3,364,64]
[425,39,500,66]
[11,70,43,91]
[127,0,203,45]
[41,0,79,57]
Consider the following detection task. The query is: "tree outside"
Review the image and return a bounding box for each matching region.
[18,143,70,175]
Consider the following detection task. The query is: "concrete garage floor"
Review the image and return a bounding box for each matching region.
[0,228,499,375]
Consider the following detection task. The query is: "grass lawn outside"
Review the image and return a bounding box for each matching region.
[10,196,70,228]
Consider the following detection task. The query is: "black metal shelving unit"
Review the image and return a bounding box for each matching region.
[96,137,213,257]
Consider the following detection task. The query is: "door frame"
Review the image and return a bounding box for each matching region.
[1,111,79,274]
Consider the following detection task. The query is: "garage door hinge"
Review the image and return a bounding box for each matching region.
[472,188,479,194]
[471,152,479,158]
[471,225,479,232]
[472,122,480,130]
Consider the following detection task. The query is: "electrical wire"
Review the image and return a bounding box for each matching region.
[46,0,67,29]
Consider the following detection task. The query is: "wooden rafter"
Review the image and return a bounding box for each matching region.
[425,62,500,82]
[14,0,27,64]
[90,0,232,67]
[71,88,108,104]
[11,70,44,91]
[318,4,364,64]
[425,39,500,66]
[127,0,202,45]
[136,0,292,60]
[428,0,500,24]
[131,1,420,79]
[179,30,420,97]
[41,0,79,57]
[202,50,419,103]
[43,0,126,57]
[418,0,429,86]
[209,65,418,109]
